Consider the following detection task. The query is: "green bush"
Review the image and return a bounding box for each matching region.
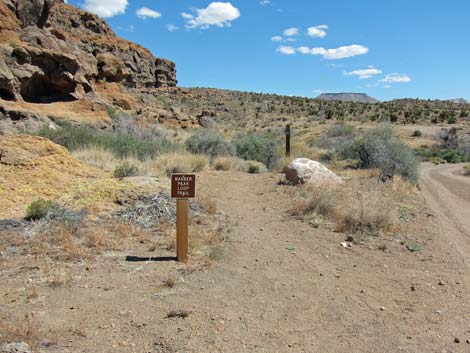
[415,147,470,164]
[25,199,54,220]
[338,126,419,183]
[327,124,355,137]
[113,162,138,178]
[185,130,234,158]
[34,123,180,160]
[234,133,280,169]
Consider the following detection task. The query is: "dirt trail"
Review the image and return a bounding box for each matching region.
[420,163,470,268]
[150,171,470,353]
[5,171,470,352]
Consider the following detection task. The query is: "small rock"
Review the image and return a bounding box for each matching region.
[380,307,386,311]
[438,280,445,286]
[0,342,32,353]
[454,337,460,344]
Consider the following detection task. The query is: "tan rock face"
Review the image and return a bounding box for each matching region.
[0,0,177,106]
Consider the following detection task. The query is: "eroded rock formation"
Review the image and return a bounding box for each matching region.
[0,0,177,105]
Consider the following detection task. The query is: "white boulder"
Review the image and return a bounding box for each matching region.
[285,158,342,185]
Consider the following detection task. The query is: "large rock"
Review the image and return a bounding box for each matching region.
[286,158,342,185]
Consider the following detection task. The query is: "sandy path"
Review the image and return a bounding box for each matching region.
[151,171,470,353]
[12,170,470,353]
[420,163,470,268]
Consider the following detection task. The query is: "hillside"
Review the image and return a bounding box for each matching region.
[0,0,469,136]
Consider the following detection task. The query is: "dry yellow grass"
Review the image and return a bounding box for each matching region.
[0,135,107,218]
[212,156,249,172]
[72,147,118,171]
[155,152,209,177]
[290,173,417,237]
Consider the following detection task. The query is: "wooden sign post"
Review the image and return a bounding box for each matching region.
[171,174,196,263]
[285,124,291,157]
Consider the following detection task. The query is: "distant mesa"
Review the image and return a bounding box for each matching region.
[316,93,380,103]
[448,98,469,104]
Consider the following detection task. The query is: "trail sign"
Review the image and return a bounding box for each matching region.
[171,174,196,199]
[171,174,196,263]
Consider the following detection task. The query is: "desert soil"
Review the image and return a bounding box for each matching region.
[2,166,470,353]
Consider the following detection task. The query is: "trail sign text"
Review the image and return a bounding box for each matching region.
[171,174,196,199]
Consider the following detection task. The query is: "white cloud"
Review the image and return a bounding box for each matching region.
[277,46,296,55]
[307,25,328,38]
[345,67,382,79]
[380,73,411,83]
[271,35,283,42]
[260,0,270,5]
[136,7,161,19]
[82,0,128,18]
[182,2,240,29]
[283,27,299,36]
[384,85,391,89]
[308,44,368,59]
[297,46,311,54]
[166,24,179,32]
[181,12,194,19]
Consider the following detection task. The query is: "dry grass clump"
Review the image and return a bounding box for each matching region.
[0,312,48,349]
[154,152,209,177]
[290,185,337,218]
[290,176,408,237]
[73,146,209,178]
[212,156,248,171]
[334,193,393,236]
[463,164,470,176]
[72,147,118,171]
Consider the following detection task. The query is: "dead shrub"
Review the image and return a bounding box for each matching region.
[197,196,217,215]
[290,185,337,218]
[0,313,47,348]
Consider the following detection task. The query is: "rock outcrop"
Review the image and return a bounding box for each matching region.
[0,0,177,105]
[286,158,342,185]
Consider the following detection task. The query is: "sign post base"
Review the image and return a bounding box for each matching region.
[176,199,189,263]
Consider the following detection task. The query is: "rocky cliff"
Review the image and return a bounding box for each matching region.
[0,0,176,102]
[0,0,182,133]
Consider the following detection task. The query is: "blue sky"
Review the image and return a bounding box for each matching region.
[67,0,470,101]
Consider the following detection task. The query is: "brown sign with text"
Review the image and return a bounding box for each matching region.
[171,174,196,199]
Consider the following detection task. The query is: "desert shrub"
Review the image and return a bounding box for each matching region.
[338,126,419,183]
[327,123,355,137]
[247,161,268,174]
[156,153,208,177]
[314,124,357,151]
[463,165,470,176]
[411,129,422,137]
[319,150,336,163]
[114,162,138,178]
[25,199,54,220]
[212,156,248,172]
[234,133,280,169]
[415,147,470,163]
[185,130,234,158]
[34,123,180,160]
